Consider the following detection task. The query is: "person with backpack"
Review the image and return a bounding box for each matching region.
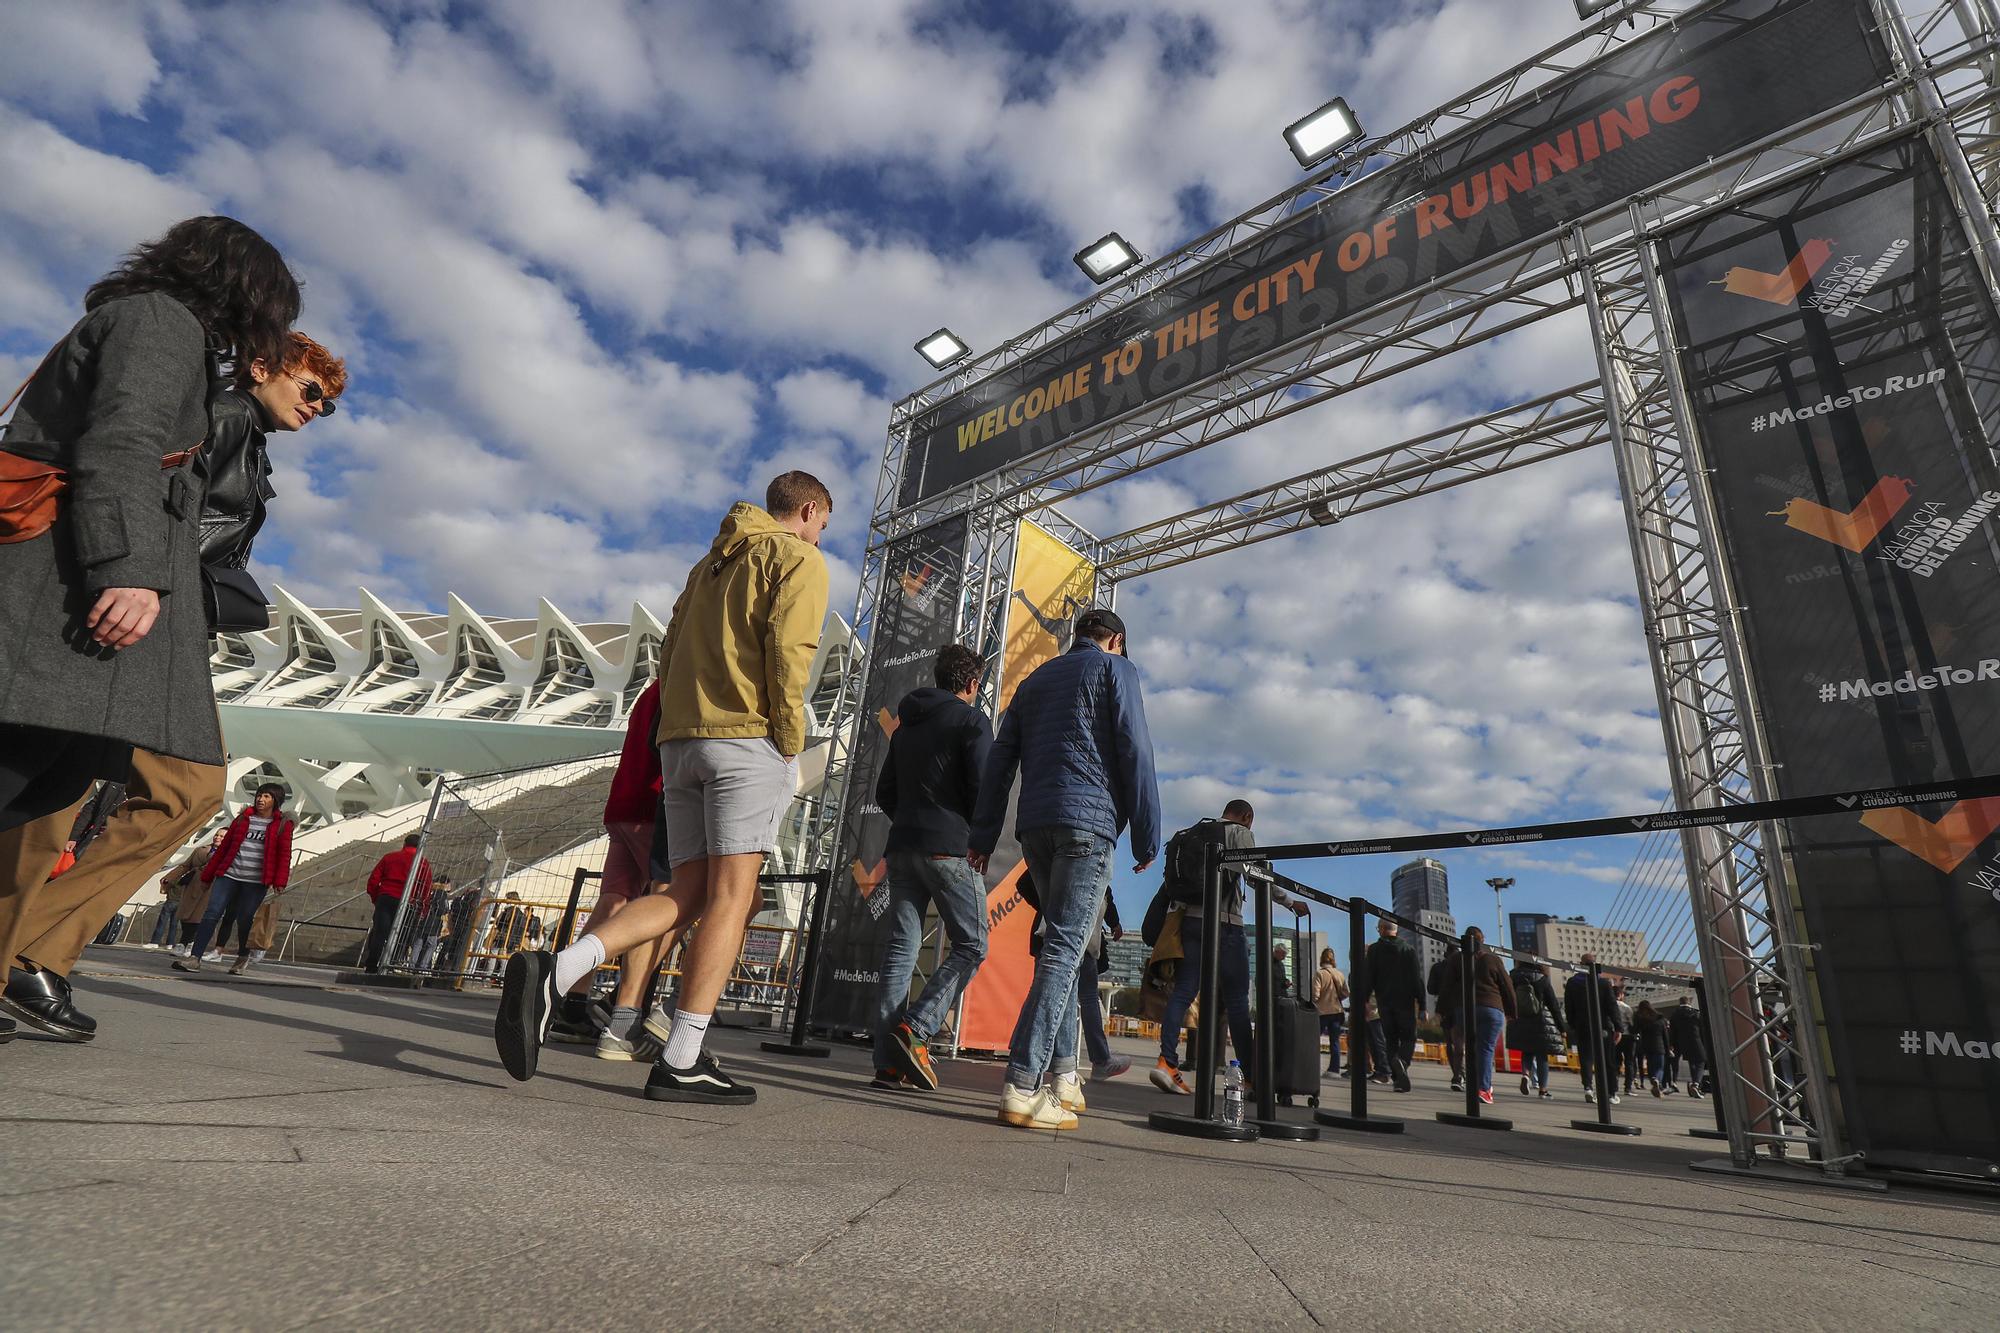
[969,607,1160,1132]
[1312,947,1349,1075]
[1429,943,1465,1091]
[1434,927,1515,1104]
[870,644,992,1093]
[1633,999,1669,1096]
[1508,959,1565,1098]
[1147,800,1301,1096]
[1667,994,1707,1099]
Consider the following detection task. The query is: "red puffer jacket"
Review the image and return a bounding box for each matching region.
[201,807,294,889]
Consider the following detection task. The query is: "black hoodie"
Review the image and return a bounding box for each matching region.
[875,687,993,857]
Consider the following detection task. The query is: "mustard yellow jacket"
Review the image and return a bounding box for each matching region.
[656,502,830,756]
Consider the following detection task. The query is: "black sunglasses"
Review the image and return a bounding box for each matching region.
[291,375,338,415]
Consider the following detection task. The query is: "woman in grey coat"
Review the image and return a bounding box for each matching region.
[0,217,298,1017]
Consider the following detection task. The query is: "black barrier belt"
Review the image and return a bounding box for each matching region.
[1243,866,1709,992]
[1226,772,2000,865]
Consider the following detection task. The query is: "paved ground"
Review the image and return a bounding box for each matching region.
[4,947,1998,1331]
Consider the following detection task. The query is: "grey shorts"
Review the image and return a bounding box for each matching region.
[657,737,796,869]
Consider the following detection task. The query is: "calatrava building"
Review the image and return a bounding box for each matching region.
[210,588,855,830]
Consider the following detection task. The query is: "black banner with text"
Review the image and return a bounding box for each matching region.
[1660,137,2000,1175]
[901,0,1888,506]
[816,517,969,1033]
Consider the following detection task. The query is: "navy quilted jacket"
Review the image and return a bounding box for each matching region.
[968,641,1162,864]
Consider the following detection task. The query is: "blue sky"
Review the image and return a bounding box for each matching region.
[0,0,1696,967]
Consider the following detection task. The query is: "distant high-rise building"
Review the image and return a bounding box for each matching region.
[1509,912,1554,957]
[1414,908,1457,1007]
[1391,857,1449,919]
[1537,919,1648,970]
[1102,936,1151,989]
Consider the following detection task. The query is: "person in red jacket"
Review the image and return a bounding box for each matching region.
[360,832,434,973]
[173,784,294,975]
[548,680,668,1057]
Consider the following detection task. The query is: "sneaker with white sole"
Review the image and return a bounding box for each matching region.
[1519,1075,1531,1096]
[1090,1054,1132,1082]
[595,1029,663,1062]
[643,1004,673,1046]
[1054,1071,1086,1113]
[998,1083,1078,1131]
[1149,1057,1192,1095]
[644,1051,755,1104]
[494,950,556,1083]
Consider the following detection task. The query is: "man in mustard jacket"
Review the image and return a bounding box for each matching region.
[491,472,831,1103]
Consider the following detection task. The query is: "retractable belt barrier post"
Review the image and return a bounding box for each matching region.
[1314,895,1405,1135]
[551,867,598,954]
[762,869,834,1059]
[1689,975,1728,1142]
[1572,960,1641,1137]
[1149,838,1258,1141]
[1247,868,1318,1141]
[1438,926,1513,1132]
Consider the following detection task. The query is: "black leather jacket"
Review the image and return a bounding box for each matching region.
[198,384,274,568]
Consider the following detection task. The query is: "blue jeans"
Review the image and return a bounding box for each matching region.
[191,877,267,958]
[1078,948,1110,1066]
[1005,827,1112,1091]
[873,851,989,1069]
[1522,1050,1550,1090]
[1159,915,1253,1071]
[1319,1013,1345,1073]
[1472,1005,1505,1094]
[148,903,178,945]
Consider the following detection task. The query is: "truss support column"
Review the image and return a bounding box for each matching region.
[1573,220,1820,1171]
[1879,0,2000,299]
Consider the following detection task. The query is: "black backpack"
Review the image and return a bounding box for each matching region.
[1163,818,1230,906]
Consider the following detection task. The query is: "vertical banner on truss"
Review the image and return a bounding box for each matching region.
[956,520,1099,1051]
[816,517,969,1032]
[1659,137,2000,1174]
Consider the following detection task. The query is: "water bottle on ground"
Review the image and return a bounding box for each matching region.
[1223,1060,1245,1126]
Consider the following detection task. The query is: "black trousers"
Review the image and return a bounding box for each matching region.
[1379,1003,1418,1084]
[360,896,401,972]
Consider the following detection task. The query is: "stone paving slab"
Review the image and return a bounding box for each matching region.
[0,948,1996,1331]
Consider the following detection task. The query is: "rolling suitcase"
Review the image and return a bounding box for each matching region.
[1260,908,1324,1108]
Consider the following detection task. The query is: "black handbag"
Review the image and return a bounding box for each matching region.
[202,562,269,634]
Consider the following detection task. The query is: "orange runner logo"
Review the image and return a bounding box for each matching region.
[851,858,887,898]
[1714,238,1835,306]
[1769,476,1914,552]
[1860,797,2000,872]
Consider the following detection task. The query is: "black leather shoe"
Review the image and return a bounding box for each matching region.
[0,1012,15,1043]
[1,964,97,1042]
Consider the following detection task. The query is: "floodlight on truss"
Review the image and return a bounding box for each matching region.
[914,328,971,370]
[1283,95,1363,169]
[1574,0,1629,17]
[1073,232,1144,284]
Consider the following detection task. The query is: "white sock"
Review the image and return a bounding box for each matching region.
[662,1010,713,1069]
[552,935,606,993]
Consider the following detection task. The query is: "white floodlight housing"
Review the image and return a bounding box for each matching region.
[1283,96,1363,169]
[915,328,971,370]
[1074,232,1143,284]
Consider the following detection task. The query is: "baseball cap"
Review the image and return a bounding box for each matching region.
[1072,606,1129,657]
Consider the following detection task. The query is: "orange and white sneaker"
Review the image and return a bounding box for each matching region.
[1149,1057,1192,1095]
[891,1022,940,1091]
[999,1083,1079,1131]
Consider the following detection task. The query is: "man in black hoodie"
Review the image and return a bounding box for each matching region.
[872,645,993,1092]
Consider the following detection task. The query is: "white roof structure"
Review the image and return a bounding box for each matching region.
[211,587,855,828]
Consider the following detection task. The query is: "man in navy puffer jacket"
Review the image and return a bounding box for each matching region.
[970,608,1160,1131]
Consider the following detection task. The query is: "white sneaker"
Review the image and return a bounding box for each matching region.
[202,951,224,963]
[1054,1071,1086,1113]
[1090,1054,1132,1082]
[141,944,160,951]
[1610,1093,1622,1105]
[1585,1087,1596,1103]
[998,1083,1078,1131]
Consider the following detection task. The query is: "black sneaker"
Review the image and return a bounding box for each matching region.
[644,1051,756,1104]
[548,1012,599,1045]
[0,1013,14,1043]
[494,950,556,1082]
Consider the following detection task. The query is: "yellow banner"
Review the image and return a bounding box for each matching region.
[995,519,1097,715]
